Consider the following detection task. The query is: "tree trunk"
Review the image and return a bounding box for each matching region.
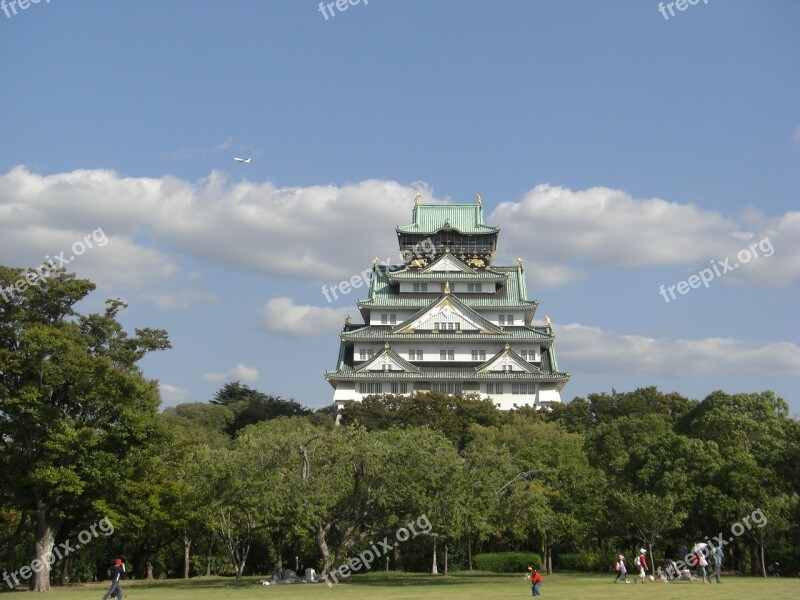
[543,531,552,575]
[749,540,759,575]
[183,535,192,579]
[33,508,58,592]
[204,531,214,576]
[315,524,333,574]
[648,542,655,573]
[146,560,154,580]
[56,554,71,586]
[4,511,27,589]
[468,539,473,571]
[759,544,767,578]
[431,537,438,574]
[444,543,449,575]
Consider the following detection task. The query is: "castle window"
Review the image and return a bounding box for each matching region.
[359,382,383,394]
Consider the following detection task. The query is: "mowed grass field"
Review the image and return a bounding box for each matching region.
[20,572,800,600]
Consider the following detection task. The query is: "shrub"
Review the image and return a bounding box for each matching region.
[557,550,618,572]
[473,551,542,573]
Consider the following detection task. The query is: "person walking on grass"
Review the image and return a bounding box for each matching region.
[711,545,724,583]
[526,566,543,596]
[101,558,125,600]
[634,548,648,583]
[614,554,630,583]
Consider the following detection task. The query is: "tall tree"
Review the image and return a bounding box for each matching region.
[0,267,170,591]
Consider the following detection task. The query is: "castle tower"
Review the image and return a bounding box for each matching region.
[324,195,569,409]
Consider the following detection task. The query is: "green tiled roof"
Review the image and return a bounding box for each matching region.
[547,345,561,372]
[387,270,506,283]
[341,327,553,343]
[360,265,537,310]
[324,367,569,383]
[397,203,500,235]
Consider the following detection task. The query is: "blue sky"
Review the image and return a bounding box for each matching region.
[1,0,798,413]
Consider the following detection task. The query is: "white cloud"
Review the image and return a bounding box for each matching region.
[260,297,351,338]
[0,166,433,284]
[552,322,800,377]
[201,363,259,383]
[2,167,796,305]
[489,184,799,288]
[158,382,191,405]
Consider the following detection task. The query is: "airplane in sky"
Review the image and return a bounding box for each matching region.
[234,157,251,164]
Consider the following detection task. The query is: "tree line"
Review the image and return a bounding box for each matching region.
[1,267,798,591]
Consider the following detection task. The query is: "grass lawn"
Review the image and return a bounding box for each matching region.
[14,572,800,599]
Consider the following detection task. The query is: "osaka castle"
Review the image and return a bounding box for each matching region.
[324,195,569,410]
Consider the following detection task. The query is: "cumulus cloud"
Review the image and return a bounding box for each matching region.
[201,363,259,383]
[489,184,799,288]
[260,297,352,337]
[0,166,431,283]
[2,167,796,305]
[551,322,800,377]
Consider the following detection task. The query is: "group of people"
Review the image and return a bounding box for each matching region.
[613,548,648,583]
[613,544,725,584]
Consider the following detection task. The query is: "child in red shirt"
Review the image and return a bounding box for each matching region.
[527,567,543,596]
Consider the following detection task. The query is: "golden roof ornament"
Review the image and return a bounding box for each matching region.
[444,281,450,295]
[517,257,524,268]
[545,315,552,329]
[414,192,421,205]
[344,315,351,325]
[384,341,390,350]
[504,342,510,350]
[475,193,482,206]
[373,257,379,267]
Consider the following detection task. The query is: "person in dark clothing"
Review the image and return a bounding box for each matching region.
[101,558,125,600]
[711,545,724,583]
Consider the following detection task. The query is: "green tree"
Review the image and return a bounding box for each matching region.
[613,490,686,572]
[211,382,310,436]
[339,392,501,450]
[680,391,797,575]
[0,267,170,591]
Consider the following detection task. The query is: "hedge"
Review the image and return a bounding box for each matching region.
[473,551,542,573]
[557,550,619,572]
